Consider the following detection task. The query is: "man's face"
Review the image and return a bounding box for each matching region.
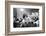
[14,17,15,20]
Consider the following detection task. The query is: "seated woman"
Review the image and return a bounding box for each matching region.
[20,14,28,27]
[21,14,35,27]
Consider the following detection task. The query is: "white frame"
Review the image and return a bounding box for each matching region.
[10,5,42,32]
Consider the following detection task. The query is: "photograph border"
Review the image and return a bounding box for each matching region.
[5,1,45,36]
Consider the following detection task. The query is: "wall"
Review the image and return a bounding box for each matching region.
[16,8,36,19]
[0,0,46,36]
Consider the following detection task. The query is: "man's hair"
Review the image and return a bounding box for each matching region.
[14,16,15,18]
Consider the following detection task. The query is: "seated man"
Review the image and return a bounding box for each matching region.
[33,20,39,27]
[13,17,20,27]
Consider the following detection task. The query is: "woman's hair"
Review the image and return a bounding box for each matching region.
[23,14,28,19]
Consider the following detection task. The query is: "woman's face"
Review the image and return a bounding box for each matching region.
[24,16,27,20]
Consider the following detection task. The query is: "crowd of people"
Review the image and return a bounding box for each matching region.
[13,12,39,28]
